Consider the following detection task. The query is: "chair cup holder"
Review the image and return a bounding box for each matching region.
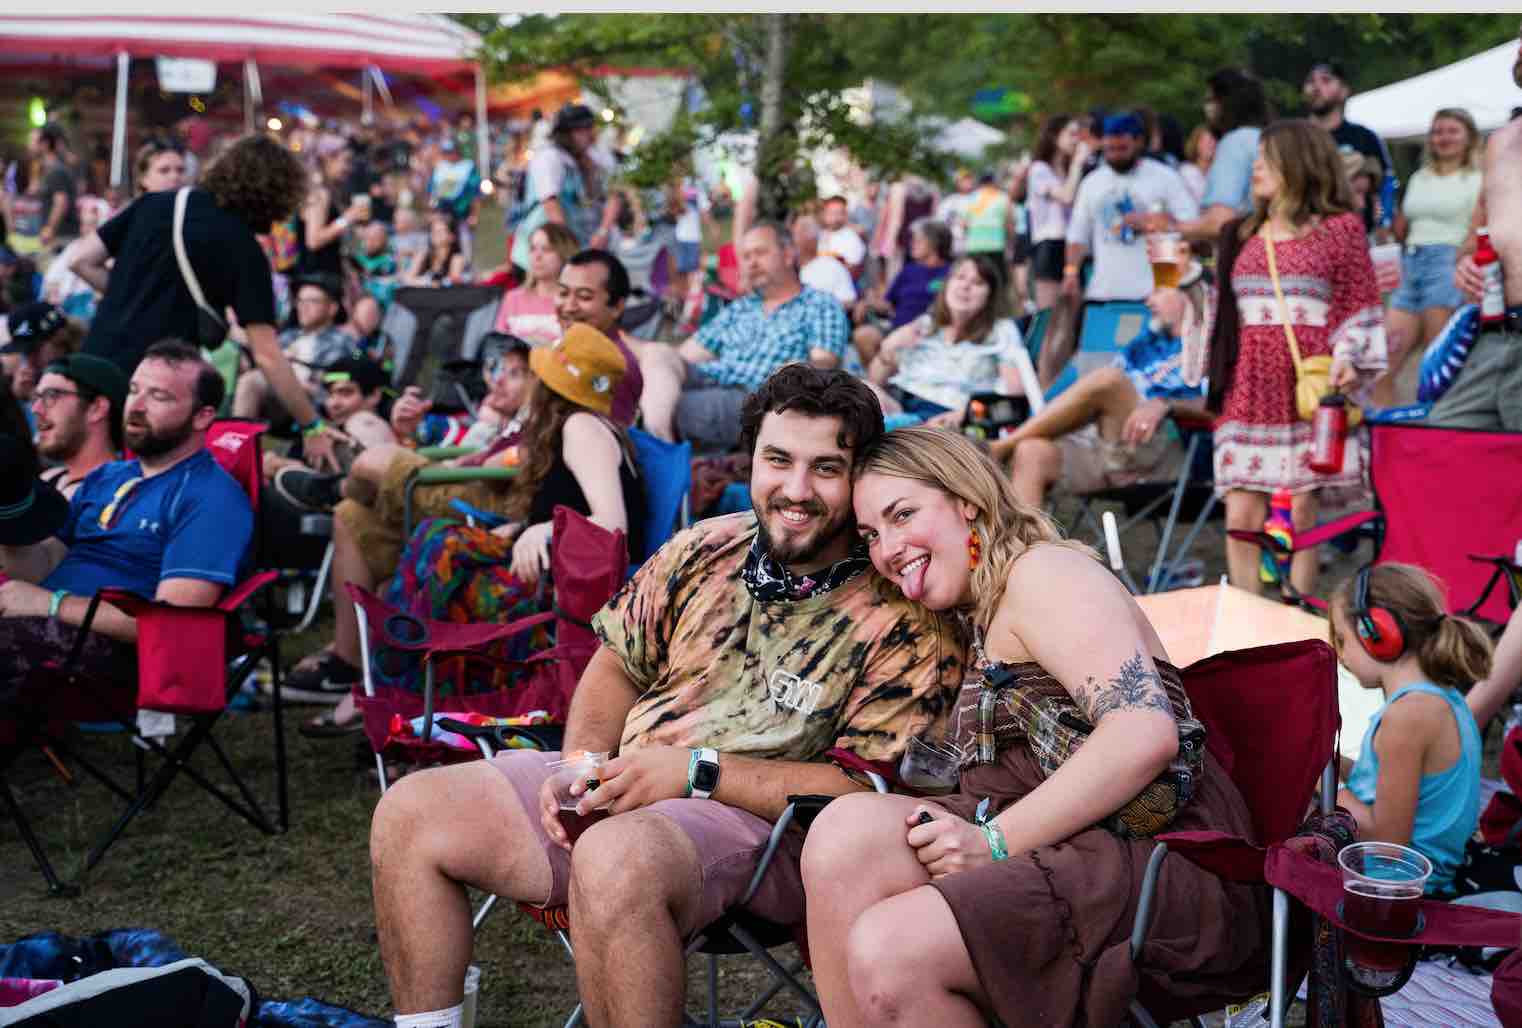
[1336,899,1425,998]
[382,613,430,648]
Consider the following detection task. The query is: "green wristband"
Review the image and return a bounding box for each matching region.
[48,589,69,619]
[980,820,1009,862]
[684,749,698,798]
[301,418,330,440]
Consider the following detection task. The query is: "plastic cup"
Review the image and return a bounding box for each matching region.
[898,736,961,795]
[1338,841,1430,992]
[1369,243,1402,294]
[460,964,480,1028]
[547,752,610,844]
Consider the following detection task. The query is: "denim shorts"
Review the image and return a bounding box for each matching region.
[675,240,702,274]
[1389,244,1464,313]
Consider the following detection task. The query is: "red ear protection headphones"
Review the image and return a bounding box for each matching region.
[1351,563,1407,662]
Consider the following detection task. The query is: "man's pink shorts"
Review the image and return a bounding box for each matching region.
[490,749,807,932]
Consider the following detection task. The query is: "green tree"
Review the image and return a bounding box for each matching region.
[473,12,957,201]
[466,13,1521,192]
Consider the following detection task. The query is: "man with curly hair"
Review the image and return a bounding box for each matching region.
[70,134,346,470]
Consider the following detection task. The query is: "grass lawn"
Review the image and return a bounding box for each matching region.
[0,609,818,1026]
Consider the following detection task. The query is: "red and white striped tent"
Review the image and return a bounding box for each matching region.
[0,14,487,185]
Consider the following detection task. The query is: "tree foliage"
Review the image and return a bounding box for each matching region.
[465,13,1521,187]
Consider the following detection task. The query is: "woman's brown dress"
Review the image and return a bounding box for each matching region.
[929,656,1271,1027]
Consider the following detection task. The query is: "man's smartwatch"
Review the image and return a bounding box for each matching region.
[687,747,720,800]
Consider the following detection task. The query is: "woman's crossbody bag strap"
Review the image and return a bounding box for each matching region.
[172,187,226,335]
[1261,229,1304,377]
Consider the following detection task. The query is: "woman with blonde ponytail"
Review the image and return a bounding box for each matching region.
[800,427,1268,1028]
[1329,562,1492,895]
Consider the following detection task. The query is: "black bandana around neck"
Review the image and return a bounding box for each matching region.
[740,533,870,603]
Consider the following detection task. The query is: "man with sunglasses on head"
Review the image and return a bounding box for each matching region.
[0,339,253,685]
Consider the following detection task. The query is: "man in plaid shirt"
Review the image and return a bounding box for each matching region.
[640,220,850,453]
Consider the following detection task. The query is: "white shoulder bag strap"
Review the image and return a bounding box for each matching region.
[172,187,224,330]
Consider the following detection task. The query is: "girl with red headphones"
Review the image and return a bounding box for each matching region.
[1330,563,1494,894]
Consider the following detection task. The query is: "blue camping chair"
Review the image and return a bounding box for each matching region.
[1044,299,1152,404]
[629,427,692,568]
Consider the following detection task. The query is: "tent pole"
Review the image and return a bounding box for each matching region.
[363,65,374,125]
[110,51,129,190]
[244,58,261,134]
[475,65,489,183]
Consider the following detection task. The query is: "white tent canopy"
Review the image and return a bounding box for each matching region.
[929,116,1006,160]
[0,14,485,187]
[1346,40,1522,143]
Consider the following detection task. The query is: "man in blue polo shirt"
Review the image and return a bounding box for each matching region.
[638,220,849,453]
[0,339,253,684]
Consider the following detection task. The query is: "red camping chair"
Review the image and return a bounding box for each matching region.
[1127,640,1522,1028]
[350,505,628,791]
[1231,423,1522,629]
[0,420,288,896]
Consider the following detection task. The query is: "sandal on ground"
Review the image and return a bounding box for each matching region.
[299,706,364,739]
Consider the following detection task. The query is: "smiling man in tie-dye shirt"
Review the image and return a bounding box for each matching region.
[372,365,963,1028]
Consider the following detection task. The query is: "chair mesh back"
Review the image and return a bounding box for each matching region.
[1369,423,1522,623]
[1180,640,1339,845]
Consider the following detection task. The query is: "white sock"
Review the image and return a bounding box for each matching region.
[394,1005,463,1028]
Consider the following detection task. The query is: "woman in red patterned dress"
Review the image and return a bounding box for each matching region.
[1205,119,1387,596]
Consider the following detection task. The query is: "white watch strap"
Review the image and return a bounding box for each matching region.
[691,747,719,800]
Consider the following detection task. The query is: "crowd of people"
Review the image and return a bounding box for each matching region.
[2,24,1522,1028]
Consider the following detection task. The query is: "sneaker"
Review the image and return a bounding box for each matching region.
[272,650,361,704]
[273,466,345,513]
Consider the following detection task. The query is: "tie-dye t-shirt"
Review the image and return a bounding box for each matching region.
[594,511,963,765]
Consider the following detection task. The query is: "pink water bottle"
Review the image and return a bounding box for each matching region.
[1310,394,1348,474]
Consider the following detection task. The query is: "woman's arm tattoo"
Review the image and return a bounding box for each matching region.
[1075,651,1174,723]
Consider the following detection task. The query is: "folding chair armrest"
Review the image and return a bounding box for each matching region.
[1465,553,1522,615]
[403,466,517,536]
[413,466,517,487]
[1129,842,1169,962]
[1226,509,1381,555]
[1293,509,1381,550]
[99,572,276,617]
[416,445,478,461]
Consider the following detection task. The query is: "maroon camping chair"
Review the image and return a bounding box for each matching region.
[0,420,288,897]
[1127,640,1522,1028]
[349,504,628,791]
[1232,423,1522,630]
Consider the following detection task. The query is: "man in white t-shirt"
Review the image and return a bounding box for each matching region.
[816,195,865,278]
[1064,113,1198,303]
[794,215,857,306]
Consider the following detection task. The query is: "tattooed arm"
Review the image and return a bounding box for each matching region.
[978,545,1180,855]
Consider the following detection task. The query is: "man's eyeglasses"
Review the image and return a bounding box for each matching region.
[32,387,81,408]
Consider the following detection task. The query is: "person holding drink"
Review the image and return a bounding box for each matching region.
[801,427,1268,1028]
[368,367,960,1028]
[1204,119,1387,597]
